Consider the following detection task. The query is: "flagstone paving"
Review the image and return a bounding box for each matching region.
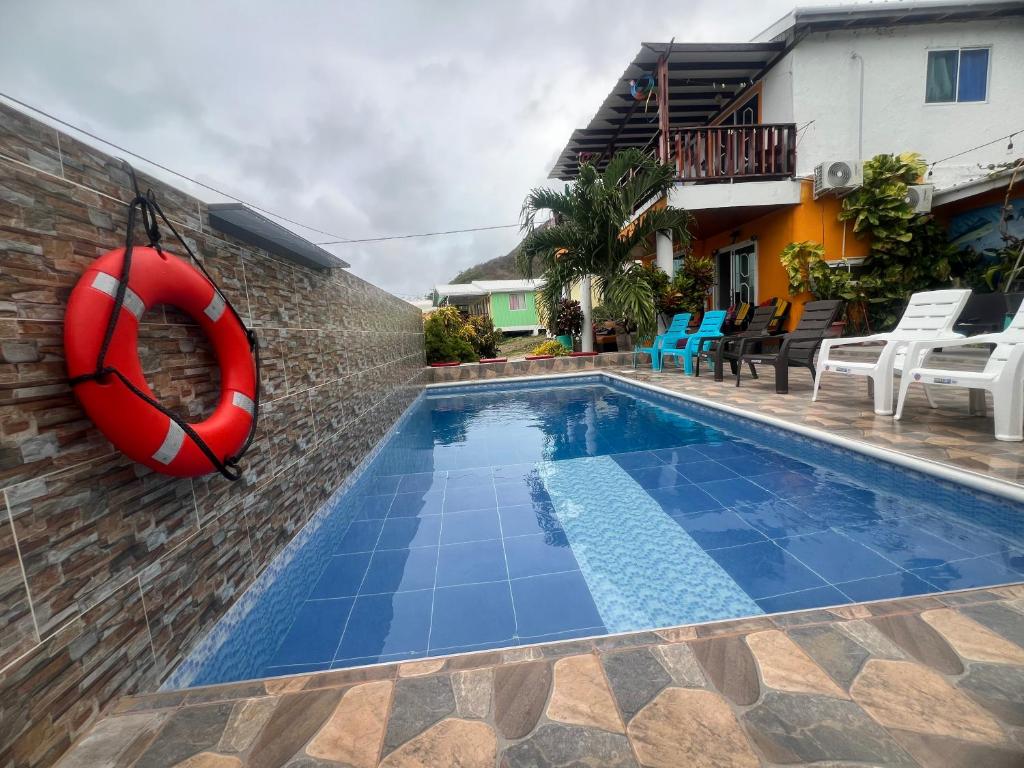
[56,586,1024,767]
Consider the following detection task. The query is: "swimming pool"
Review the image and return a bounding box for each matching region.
[169,374,1024,688]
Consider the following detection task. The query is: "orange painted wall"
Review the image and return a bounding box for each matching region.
[689,180,871,330]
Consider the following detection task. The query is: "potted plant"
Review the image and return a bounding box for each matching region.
[552,298,583,350]
[655,256,715,325]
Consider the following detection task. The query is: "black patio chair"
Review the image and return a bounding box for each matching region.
[718,300,844,394]
[696,304,776,377]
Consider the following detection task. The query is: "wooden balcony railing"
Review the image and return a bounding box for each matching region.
[670,123,797,183]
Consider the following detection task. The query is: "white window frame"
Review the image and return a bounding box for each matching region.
[508,292,527,311]
[924,46,991,105]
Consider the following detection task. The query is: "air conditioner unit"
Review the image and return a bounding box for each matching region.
[813,161,863,198]
[904,184,934,213]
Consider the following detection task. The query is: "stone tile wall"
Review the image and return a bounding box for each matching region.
[0,102,425,767]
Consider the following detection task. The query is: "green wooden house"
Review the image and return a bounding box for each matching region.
[434,279,545,334]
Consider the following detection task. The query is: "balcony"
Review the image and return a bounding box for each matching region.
[669,123,797,183]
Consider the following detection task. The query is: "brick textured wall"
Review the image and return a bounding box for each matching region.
[0,103,425,767]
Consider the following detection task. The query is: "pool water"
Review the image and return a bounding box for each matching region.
[172,376,1024,687]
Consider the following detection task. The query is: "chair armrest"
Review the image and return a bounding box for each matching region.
[737,334,782,357]
[821,333,892,349]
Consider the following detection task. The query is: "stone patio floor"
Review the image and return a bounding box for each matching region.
[58,587,1024,767]
[57,359,1024,767]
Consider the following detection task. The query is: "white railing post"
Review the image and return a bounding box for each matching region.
[580,275,594,352]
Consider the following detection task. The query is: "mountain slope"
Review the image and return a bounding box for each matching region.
[450,244,521,283]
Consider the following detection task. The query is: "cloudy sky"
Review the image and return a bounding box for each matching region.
[2,0,805,298]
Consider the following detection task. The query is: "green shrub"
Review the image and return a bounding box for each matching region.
[530,339,570,356]
[424,306,476,364]
[463,314,503,359]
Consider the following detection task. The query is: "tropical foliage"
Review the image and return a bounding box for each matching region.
[838,153,965,328]
[424,307,503,363]
[518,148,693,339]
[655,256,715,317]
[530,339,571,357]
[552,298,584,337]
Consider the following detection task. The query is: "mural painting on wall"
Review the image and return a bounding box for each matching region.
[947,199,1024,258]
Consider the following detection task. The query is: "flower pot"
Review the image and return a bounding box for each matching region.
[555,334,573,350]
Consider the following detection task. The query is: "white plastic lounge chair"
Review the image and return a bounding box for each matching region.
[895,300,1024,441]
[813,289,971,415]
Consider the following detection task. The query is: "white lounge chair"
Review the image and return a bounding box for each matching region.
[895,301,1024,441]
[813,289,971,415]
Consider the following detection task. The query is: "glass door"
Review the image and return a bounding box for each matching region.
[715,242,757,309]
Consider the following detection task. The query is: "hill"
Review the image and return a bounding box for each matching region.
[450,244,522,283]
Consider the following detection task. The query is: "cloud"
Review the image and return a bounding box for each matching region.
[1,0,797,298]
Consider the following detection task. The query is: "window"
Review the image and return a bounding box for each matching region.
[926,47,989,103]
[508,292,526,311]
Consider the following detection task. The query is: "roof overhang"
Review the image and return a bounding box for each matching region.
[933,167,1019,207]
[549,42,784,181]
[755,1,1024,43]
[207,203,348,270]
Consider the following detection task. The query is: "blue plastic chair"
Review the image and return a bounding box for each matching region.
[633,313,691,370]
[660,310,727,375]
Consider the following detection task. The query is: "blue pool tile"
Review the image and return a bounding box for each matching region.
[731,498,830,539]
[352,494,393,521]
[610,451,665,471]
[504,532,578,578]
[388,491,444,518]
[650,446,706,465]
[911,512,1021,558]
[626,465,690,490]
[335,590,433,661]
[441,509,502,544]
[397,472,445,494]
[498,502,564,538]
[785,490,886,528]
[776,530,898,583]
[444,485,497,513]
[747,471,824,499]
[840,487,926,520]
[377,516,442,550]
[360,475,401,496]
[670,509,767,551]
[647,485,723,516]
[1003,550,1024,574]
[446,467,494,489]
[699,478,773,507]
[707,541,827,599]
[435,539,508,587]
[756,586,851,614]
[512,571,604,638]
[335,519,384,554]
[837,572,938,602]
[492,463,539,484]
[911,556,1024,592]
[429,581,516,651]
[361,547,438,594]
[839,518,974,571]
[692,441,755,460]
[519,625,605,645]
[269,598,354,667]
[309,553,371,599]
[494,481,549,508]
[674,460,736,484]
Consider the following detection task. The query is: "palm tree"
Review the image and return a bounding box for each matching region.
[518,148,692,341]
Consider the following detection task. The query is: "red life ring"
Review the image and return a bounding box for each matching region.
[64,246,258,477]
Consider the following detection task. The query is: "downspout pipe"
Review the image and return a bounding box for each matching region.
[851,52,864,160]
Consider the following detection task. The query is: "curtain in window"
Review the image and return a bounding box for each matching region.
[508,293,525,311]
[926,50,958,102]
[957,48,989,102]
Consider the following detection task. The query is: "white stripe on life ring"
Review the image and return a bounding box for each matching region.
[204,291,226,322]
[231,391,255,416]
[91,272,145,320]
[152,421,185,465]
